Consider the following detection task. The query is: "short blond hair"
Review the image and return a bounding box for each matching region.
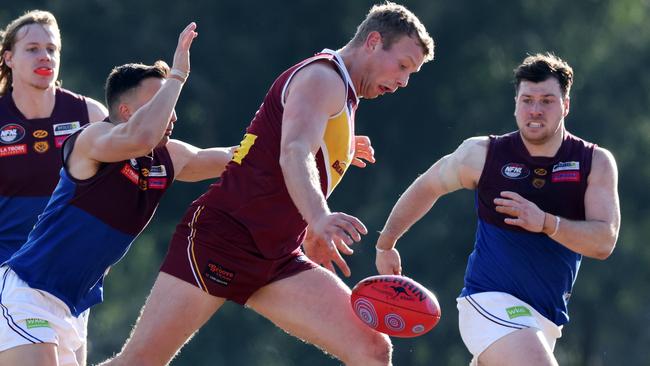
[349,2,434,63]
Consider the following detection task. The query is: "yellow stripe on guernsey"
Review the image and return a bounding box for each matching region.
[321,105,354,197]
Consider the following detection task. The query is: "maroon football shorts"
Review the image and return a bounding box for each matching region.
[160,204,318,305]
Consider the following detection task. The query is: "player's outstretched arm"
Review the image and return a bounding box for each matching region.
[280,62,366,277]
[376,137,488,275]
[166,139,234,182]
[76,22,197,164]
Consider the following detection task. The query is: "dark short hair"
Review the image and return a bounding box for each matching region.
[349,1,434,63]
[514,53,574,98]
[105,60,169,119]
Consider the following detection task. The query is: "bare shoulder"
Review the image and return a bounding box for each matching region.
[590,146,618,182]
[455,136,489,164]
[85,97,109,122]
[286,61,346,100]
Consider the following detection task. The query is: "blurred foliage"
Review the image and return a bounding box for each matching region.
[2,0,649,364]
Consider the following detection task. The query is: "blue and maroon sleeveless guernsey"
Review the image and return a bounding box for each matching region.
[194,49,358,260]
[461,131,595,325]
[6,130,174,316]
[0,88,90,262]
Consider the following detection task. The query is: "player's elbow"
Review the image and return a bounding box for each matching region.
[593,238,617,260]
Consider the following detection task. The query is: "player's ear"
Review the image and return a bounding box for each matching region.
[2,50,13,68]
[118,103,131,122]
[563,96,570,117]
[365,31,383,53]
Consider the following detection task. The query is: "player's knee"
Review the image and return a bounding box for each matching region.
[355,331,392,365]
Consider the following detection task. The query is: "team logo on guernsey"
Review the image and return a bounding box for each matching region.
[532,178,546,189]
[501,163,530,179]
[33,129,48,138]
[33,141,49,153]
[52,121,81,136]
[332,160,347,176]
[552,161,580,182]
[121,163,139,185]
[148,165,167,177]
[0,123,26,144]
[129,158,139,168]
[552,161,579,172]
[0,144,27,157]
[534,168,547,176]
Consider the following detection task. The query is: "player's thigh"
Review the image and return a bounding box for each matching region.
[245,267,391,357]
[478,328,558,366]
[0,343,58,366]
[118,272,226,364]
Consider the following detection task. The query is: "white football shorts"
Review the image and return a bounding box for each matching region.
[457,291,562,364]
[0,265,88,366]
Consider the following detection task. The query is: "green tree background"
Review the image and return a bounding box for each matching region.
[2,0,649,364]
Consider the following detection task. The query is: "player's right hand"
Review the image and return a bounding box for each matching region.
[304,212,367,277]
[375,247,402,275]
[172,22,198,76]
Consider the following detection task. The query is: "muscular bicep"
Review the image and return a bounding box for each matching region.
[281,63,347,154]
[585,147,620,230]
[420,137,488,195]
[76,121,148,163]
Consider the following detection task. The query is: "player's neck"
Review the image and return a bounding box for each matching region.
[11,83,56,119]
[521,127,565,157]
[337,46,361,94]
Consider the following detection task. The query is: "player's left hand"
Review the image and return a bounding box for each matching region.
[302,225,354,276]
[494,191,545,232]
[350,135,376,168]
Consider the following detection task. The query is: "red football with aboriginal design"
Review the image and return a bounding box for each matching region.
[350,275,441,338]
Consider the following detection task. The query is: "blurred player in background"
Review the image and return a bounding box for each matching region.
[0,10,107,263]
[0,23,233,366]
[0,10,108,365]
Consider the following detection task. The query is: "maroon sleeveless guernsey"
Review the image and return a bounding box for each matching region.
[0,87,90,262]
[477,131,595,228]
[195,49,358,259]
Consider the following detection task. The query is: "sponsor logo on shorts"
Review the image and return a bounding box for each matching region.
[33,129,49,138]
[33,141,49,153]
[0,144,27,157]
[53,121,81,136]
[25,318,51,329]
[203,260,235,286]
[0,123,26,144]
[501,163,530,179]
[505,305,532,319]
